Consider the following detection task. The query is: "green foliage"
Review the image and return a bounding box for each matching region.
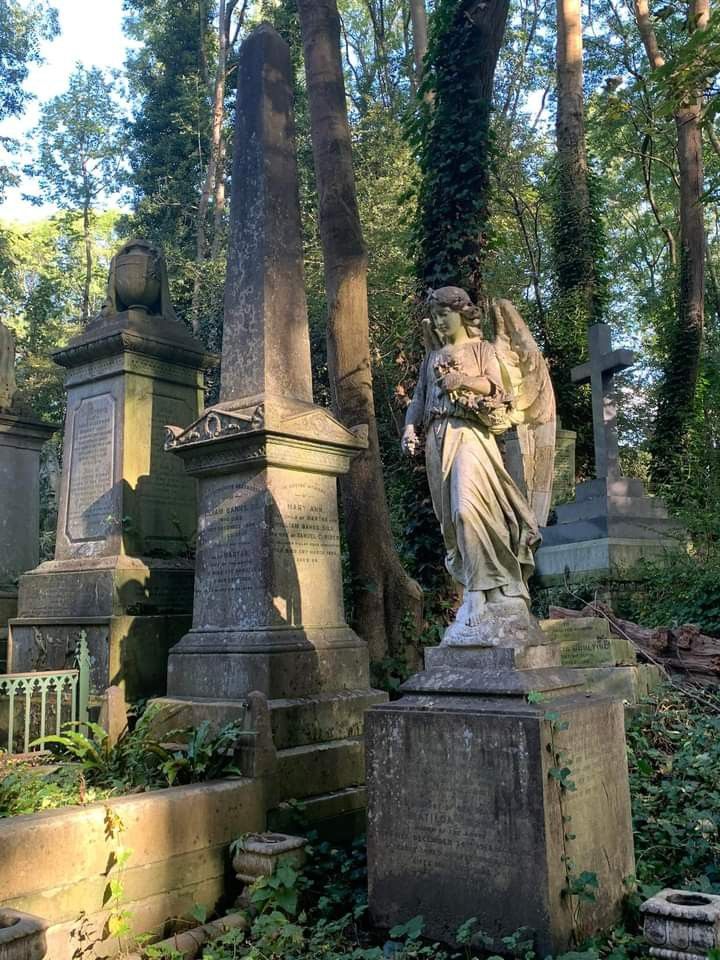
[620,551,720,636]
[25,65,127,214]
[627,685,720,890]
[1,708,245,817]
[122,0,216,329]
[0,0,59,200]
[0,758,110,817]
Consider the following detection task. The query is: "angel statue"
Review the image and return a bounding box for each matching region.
[401,286,556,646]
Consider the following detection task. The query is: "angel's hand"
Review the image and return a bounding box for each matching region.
[401,424,420,457]
[438,370,466,393]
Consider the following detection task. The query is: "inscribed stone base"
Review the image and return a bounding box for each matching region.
[540,618,636,667]
[9,613,190,702]
[367,692,635,955]
[577,663,664,704]
[533,536,683,586]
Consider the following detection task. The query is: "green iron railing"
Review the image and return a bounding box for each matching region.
[0,634,90,755]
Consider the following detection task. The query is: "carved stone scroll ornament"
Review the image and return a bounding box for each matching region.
[164,404,265,451]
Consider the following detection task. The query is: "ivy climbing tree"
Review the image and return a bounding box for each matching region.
[412,0,511,303]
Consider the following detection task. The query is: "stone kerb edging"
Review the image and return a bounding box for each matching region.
[0,778,264,958]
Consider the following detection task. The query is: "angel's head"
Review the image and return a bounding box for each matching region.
[426,287,483,343]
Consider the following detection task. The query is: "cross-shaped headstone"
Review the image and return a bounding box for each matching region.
[571,323,636,480]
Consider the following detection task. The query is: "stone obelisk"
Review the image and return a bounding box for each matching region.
[160,24,384,822]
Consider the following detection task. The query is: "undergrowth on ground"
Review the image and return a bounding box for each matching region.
[152,684,720,960]
[0,706,244,817]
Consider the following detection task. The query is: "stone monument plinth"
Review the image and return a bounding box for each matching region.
[535,324,684,585]
[0,322,57,669]
[367,640,636,954]
[539,616,664,703]
[10,242,216,701]
[153,25,385,826]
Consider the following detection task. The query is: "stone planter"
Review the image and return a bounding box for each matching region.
[641,889,720,959]
[232,832,306,904]
[0,909,48,960]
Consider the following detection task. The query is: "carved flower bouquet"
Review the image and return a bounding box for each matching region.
[434,356,515,436]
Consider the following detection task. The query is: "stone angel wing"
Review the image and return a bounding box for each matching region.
[490,299,556,527]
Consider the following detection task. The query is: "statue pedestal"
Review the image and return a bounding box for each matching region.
[367,644,635,954]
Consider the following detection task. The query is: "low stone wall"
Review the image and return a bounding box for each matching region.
[0,778,264,959]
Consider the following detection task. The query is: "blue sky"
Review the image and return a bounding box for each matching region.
[1,0,135,222]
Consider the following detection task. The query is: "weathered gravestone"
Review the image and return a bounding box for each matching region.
[535,323,684,584]
[0,322,56,668]
[367,306,635,953]
[153,24,385,826]
[552,419,577,507]
[539,616,663,703]
[9,242,216,700]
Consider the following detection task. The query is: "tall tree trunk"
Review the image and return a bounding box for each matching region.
[634,0,708,485]
[297,0,423,664]
[416,0,510,301]
[556,0,592,313]
[550,0,602,471]
[191,0,239,333]
[211,136,227,260]
[82,197,92,323]
[409,0,428,86]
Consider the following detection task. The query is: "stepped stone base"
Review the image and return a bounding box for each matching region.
[10,556,193,700]
[537,616,664,703]
[152,684,385,823]
[535,477,686,585]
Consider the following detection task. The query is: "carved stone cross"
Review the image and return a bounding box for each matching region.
[571,323,635,480]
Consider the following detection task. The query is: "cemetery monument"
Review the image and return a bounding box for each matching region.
[367,290,635,954]
[0,321,56,666]
[155,24,385,823]
[534,323,683,583]
[9,241,216,700]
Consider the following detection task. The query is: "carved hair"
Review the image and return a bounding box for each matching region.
[426,286,483,339]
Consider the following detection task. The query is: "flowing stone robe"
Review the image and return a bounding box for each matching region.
[406,338,540,600]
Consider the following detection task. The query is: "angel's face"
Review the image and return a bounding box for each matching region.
[431,306,463,342]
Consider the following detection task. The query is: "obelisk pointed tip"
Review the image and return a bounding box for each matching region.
[247,20,289,47]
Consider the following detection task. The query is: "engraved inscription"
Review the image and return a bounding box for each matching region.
[139,394,196,546]
[66,395,115,541]
[272,480,340,568]
[552,436,576,506]
[198,476,268,606]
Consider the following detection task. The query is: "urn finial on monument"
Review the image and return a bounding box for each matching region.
[221,22,313,404]
[9,239,216,703]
